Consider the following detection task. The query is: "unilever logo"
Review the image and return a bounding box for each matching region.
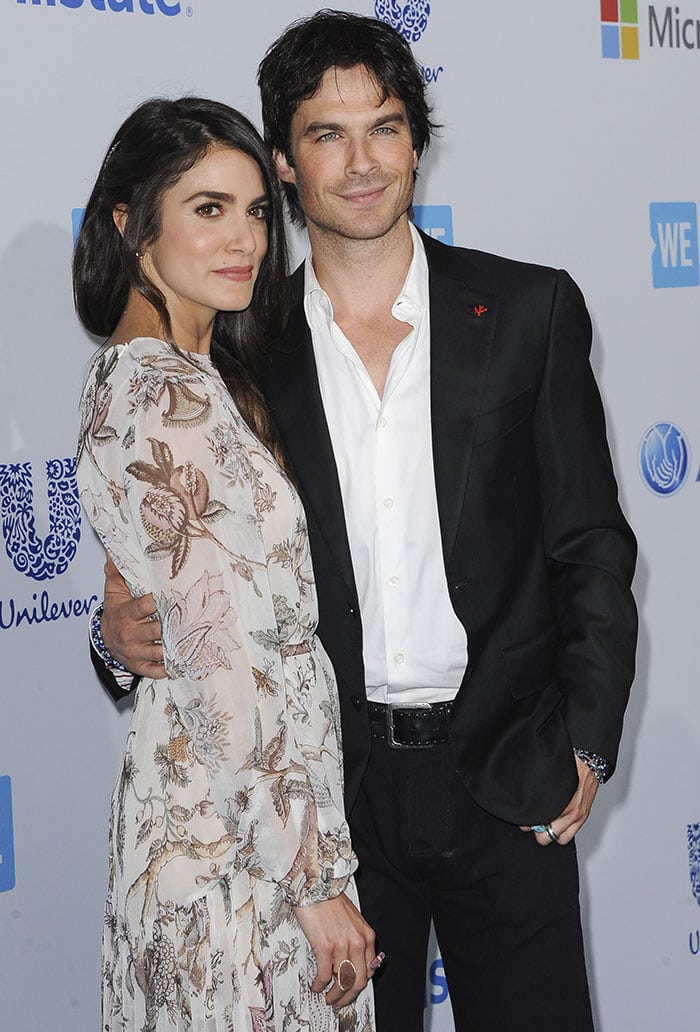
[0,458,95,632]
[689,824,700,909]
[639,422,689,496]
[0,459,81,580]
[375,0,430,42]
[17,0,183,15]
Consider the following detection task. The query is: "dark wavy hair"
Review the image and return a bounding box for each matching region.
[73,96,289,463]
[257,9,438,224]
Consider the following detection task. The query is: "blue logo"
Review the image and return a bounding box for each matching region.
[0,458,81,580]
[17,0,182,15]
[639,422,690,496]
[688,824,700,909]
[650,202,699,288]
[72,208,85,246]
[375,0,430,42]
[424,957,449,1006]
[0,777,16,893]
[413,205,453,245]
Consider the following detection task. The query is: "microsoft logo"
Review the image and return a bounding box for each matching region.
[601,0,640,59]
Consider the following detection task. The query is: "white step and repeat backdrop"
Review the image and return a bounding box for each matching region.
[1,2,699,1029]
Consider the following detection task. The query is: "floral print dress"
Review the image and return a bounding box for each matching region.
[77,338,375,1032]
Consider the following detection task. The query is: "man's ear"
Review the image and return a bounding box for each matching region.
[112,204,128,238]
[273,149,296,185]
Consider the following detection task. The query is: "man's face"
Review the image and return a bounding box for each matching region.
[274,64,418,246]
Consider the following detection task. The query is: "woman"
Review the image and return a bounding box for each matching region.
[74,97,376,1032]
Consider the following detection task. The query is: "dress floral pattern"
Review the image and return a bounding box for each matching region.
[77,338,375,1032]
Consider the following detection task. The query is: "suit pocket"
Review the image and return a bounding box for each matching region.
[500,625,558,699]
[475,387,532,447]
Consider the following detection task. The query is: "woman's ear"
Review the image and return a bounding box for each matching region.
[112,204,128,238]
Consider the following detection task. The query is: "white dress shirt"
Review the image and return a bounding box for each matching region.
[304,223,468,705]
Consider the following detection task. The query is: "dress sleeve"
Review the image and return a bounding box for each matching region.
[78,344,355,906]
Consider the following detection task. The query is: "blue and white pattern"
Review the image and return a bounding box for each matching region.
[374,0,430,43]
[688,823,700,908]
[0,458,81,581]
[639,422,689,496]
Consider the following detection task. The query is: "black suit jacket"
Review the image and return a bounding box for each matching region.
[260,230,637,827]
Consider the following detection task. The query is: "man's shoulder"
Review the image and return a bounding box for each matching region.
[419,229,568,295]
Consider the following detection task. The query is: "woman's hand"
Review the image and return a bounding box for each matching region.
[293,892,376,1010]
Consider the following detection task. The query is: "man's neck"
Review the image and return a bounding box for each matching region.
[307,216,417,398]
[308,215,414,320]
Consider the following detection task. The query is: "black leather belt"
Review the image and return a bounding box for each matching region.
[368,700,453,749]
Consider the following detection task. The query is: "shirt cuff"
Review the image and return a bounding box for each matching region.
[574,748,608,785]
[89,602,134,693]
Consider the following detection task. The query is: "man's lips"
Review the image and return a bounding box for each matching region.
[339,185,387,205]
[213,266,254,281]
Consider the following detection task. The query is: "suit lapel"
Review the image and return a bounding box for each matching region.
[424,233,497,568]
[264,273,359,602]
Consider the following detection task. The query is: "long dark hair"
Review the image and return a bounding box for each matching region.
[258,9,438,224]
[73,96,289,463]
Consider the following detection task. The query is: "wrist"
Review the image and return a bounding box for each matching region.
[89,602,129,673]
[574,748,608,785]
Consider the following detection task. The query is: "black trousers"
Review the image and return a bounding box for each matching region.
[350,738,594,1032]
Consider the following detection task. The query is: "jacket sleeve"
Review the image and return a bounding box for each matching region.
[534,270,638,778]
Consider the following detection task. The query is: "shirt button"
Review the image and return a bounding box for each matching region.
[388,576,399,587]
[383,498,394,509]
[350,695,363,711]
[393,652,404,665]
[377,417,387,428]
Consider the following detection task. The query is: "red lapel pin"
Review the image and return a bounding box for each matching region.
[472,304,488,318]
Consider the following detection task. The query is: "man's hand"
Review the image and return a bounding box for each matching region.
[293,892,376,1010]
[101,553,166,678]
[520,754,599,846]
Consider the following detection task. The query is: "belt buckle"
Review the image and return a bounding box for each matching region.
[386,702,432,749]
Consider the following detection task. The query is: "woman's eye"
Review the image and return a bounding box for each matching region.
[248,205,271,221]
[195,203,222,217]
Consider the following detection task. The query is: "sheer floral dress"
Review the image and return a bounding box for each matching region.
[77,338,375,1032]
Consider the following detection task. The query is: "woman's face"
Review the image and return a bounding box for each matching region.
[141,146,270,331]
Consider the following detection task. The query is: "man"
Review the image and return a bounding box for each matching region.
[91,11,637,1031]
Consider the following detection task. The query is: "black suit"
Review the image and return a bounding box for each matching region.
[260,231,636,1031]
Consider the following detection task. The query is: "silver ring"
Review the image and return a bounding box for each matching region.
[544,823,560,843]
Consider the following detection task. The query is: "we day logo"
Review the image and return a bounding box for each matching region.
[650,203,699,288]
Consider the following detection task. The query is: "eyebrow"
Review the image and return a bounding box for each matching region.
[182,190,269,206]
[302,111,408,138]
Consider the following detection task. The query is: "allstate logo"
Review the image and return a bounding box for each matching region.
[639,422,689,496]
[688,824,700,909]
[375,0,430,42]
